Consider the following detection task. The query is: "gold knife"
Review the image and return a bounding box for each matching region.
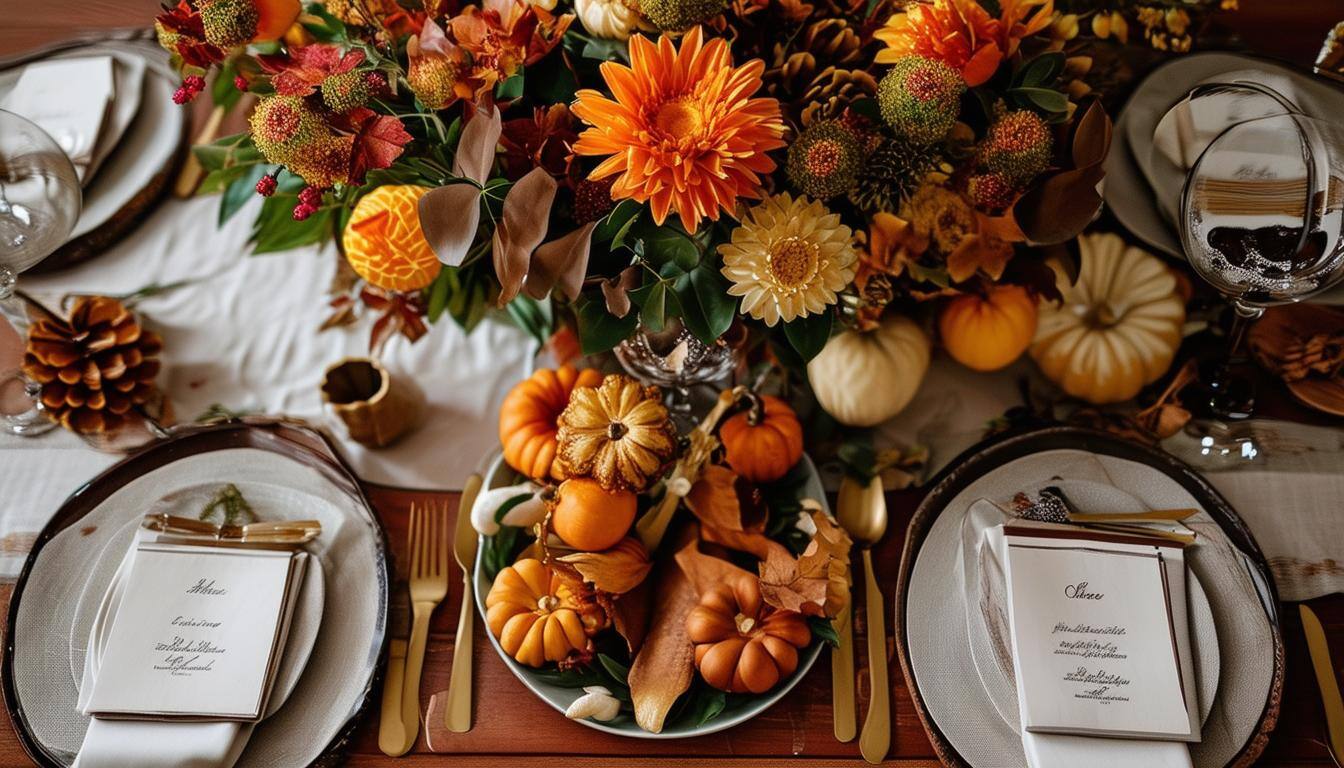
[1301,604,1344,764]
[378,584,412,755]
[445,473,483,733]
[831,597,857,742]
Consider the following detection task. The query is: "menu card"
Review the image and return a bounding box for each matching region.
[85,543,304,721]
[1004,527,1196,741]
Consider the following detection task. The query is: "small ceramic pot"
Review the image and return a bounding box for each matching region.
[320,357,420,448]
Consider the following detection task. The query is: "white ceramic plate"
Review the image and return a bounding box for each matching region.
[473,451,827,739]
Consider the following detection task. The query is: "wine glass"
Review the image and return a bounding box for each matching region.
[1177,110,1344,464]
[0,109,82,436]
[614,319,744,428]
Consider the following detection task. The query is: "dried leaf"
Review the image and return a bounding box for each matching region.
[684,464,746,532]
[494,167,557,306]
[608,576,652,654]
[525,221,597,301]
[797,504,853,617]
[627,557,697,733]
[601,266,640,318]
[674,537,754,595]
[419,183,482,266]
[1070,99,1112,169]
[1012,100,1112,245]
[558,537,653,595]
[453,103,502,183]
[758,545,830,617]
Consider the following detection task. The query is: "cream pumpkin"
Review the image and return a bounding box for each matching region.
[806,314,930,427]
[1031,232,1186,404]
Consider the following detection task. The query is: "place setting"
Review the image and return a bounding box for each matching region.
[4,0,1344,767]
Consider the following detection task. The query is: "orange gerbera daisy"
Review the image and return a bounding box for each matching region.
[875,0,1054,87]
[571,27,786,232]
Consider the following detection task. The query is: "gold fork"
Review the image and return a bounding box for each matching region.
[396,500,449,755]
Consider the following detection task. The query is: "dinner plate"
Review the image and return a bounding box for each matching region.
[895,427,1283,768]
[3,421,389,768]
[472,451,827,739]
[0,39,188,273]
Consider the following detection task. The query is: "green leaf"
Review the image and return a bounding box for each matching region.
[673,265,735,346]
[582,37,629,63]
[782,310,833,363]
[594,199,641,244]
[687,686,726,727]
[497,70,525,100]
[809,616,840,647]
[218,165,268,226]
[634,281,667,333]
[597,653,631,686]
[505,294,554,346]
[633,219,700,270]
[836,437,878,481]
[576,295,638,355]
[1009,86,1069,116]
[211,60,243,111]
[301,1,347,41]
[426,267,453,322]
[192,133,260,173]
[1015,52,1064,89]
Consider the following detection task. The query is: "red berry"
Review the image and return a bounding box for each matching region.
[292,202,316,221]
[298,185,322,207]
[172,86,192,105]
[234,75,249,91]
[255,174,278,197]
[184,75,206,92]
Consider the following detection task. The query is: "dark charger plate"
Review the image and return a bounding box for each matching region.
[2,420,390,768]
[893,426,1284,768]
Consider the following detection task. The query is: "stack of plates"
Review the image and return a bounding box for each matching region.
[1103,52,1344,304]
[0,36,188,272]
[895,427,1284,768]
[2,422,390,767]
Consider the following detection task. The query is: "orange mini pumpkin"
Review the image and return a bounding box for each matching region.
[719,393,804,484]
[499,366,603,481]
[938,284,1039,372]
[686,578,811,693]
[485,558,604,667]
[550,477,638,552]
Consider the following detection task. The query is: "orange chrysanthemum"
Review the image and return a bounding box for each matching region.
[875,0,1055,87]
[571,27,786,232]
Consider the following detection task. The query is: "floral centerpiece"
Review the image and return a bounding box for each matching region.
[156,0,1117,401]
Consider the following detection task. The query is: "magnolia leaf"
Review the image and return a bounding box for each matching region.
[494,167,557,306]
[1071,99,1112,169]
[453,103,502,182]
[558,537,653,595]
[602,266,641,318]
[419,183,482,266]
[627,557,697,734]
[526,221,597,301]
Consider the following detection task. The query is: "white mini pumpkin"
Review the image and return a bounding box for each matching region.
[574,0,647,40]
[1031,232,1186,404]
[807,314,931,427]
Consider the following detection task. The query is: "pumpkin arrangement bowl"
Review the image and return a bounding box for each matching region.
[470,366,847,737]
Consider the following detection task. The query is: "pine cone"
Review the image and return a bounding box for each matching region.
[22,297,163,434]
[848,138,942,215]
[797,68,877,126]
[764,19,866,104]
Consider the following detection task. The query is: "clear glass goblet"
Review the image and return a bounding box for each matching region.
[0,109,82,436]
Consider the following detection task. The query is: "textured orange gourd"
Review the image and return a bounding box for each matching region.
[343,185,442,292]
[485,558,600,667]
[555,374,678,492]
[939,285,1039,372]
[719,394,804,484]
[551,477,638,552]
[686,579,811,693]
[499,366,603,481]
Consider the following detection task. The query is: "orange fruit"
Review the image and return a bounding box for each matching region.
[551,478,637,552]
[343,185,442,292]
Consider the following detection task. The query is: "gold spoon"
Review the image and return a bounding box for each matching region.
[836,473,890,765]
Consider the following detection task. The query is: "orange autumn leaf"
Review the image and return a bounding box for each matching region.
[758,545,829,617]
[684,464,748,532]
[557,537,653,595]
[673,536,760,597]
[758,504,852,617]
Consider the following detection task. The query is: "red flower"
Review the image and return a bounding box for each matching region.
[450,0,571,100]
[499,104,577,181]
[259,44,366,97]
[155,0,226,68]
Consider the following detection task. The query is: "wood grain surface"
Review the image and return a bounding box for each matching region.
[3,1,1344,765]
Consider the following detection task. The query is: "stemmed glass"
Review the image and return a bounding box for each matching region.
[0,109,82,435]
[1177,108,1344,462]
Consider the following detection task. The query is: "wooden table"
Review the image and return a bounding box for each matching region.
[4,2,1344,766]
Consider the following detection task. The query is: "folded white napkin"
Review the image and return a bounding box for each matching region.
[1,57,115,182]
[985,524,1194,768]
[73,531,314,768]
